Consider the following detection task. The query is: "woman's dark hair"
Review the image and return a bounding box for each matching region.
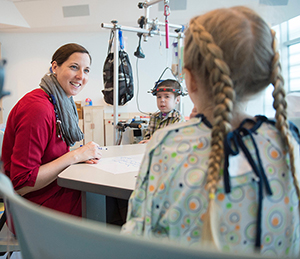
[51,43,91,66]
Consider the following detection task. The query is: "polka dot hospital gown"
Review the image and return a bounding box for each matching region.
[121,115,300,257]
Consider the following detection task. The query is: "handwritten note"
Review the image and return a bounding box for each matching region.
[93,154,144,174]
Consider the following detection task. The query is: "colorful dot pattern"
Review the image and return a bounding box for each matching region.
[122,118,300,257]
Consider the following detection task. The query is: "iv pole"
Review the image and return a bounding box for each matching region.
[101,0,183,145]
[113,21,119,147]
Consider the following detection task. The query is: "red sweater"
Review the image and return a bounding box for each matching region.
[2,89,81,216]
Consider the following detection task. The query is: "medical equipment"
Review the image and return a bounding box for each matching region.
[148,67,188,96]
[101,0,184,145]
[115,118,148,145]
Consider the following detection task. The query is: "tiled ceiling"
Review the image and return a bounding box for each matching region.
[11,0,36,1]
[1,0,300,33]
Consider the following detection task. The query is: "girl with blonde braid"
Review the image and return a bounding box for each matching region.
[122,6,300,257]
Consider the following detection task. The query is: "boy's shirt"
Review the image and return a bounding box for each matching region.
[143,109,185,140]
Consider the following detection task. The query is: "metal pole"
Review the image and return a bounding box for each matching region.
[147,20,182,30]
[101,23,182,38]
[143,1,150,41]
[112,21,119,145]
[101,23,148,34]
[141,0,163,8]
[177,33,183,113]
[177,33,183,83]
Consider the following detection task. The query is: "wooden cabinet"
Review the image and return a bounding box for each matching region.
[83,106,104,146]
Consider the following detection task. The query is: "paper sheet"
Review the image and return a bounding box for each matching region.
[93,154,144,174]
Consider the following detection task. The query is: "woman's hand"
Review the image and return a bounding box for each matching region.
[16,141,102,196]
[139,139,149,144]
[73,141,102,164]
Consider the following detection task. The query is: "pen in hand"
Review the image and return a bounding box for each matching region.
[80,145,108,151]
[98,147,108,150]
[91,147,107,161]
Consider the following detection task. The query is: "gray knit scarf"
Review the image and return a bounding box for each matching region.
[39,73,83,147]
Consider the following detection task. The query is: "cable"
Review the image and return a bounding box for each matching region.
[135,58,151,116]
[134,33,145,59]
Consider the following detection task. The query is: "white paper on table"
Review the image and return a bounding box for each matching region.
[92,154,144,174]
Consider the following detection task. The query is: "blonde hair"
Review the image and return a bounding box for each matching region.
[184,6,300,245]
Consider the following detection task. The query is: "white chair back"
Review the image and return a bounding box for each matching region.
[0,173,275,259]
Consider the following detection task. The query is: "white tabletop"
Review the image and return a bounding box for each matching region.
[58,144,146,200]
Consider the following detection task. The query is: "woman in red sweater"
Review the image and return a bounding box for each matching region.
[2,43,102,217]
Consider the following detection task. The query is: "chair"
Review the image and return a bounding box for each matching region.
[0,129,20,259]
[0,173,276,259]
[0,204,20,259]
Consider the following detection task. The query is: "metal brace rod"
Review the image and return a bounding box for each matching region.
[101,23,182,38]
[140,0,163,8]
[147,19,182,30]
[112,22,119,145]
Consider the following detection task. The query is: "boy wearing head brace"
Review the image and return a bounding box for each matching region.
[140,79,185,144]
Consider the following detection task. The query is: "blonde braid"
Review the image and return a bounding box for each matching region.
[270,30,300,207]
[188,19,236,248]
[189,19,235,198]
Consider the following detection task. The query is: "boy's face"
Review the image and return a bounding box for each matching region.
[156,88,180,113]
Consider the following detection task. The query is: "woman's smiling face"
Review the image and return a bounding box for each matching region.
[52,52,91,98]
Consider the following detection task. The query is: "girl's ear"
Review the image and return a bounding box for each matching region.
[184,68,198,93]
[175,95,180,104]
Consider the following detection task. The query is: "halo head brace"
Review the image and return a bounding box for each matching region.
[149,79,187,97]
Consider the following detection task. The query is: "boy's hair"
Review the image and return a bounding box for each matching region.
[151,79,184,97]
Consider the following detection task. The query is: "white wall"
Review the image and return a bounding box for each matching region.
[1,30,270,124]
[0,31,194,123]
